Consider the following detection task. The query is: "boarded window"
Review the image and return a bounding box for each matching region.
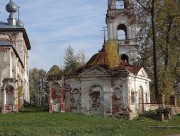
[112,87,123,114]
[89,85,103,115]
[70,88,81,113]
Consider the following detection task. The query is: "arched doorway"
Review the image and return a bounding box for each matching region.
[5,85,15,112]
[89,85,103,115]
[51,82,61,112]
[1,78,17,113]
[6,85,14,105]
[138,87,144,114]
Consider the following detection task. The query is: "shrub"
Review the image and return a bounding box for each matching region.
[144,109,156,119]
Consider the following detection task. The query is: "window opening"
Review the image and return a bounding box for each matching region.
[146,94,148,104]
[131,91,135,105]
[121,54,129,63]
[116,0,125,9]
[117,30,126,40]
[117,24,127,40]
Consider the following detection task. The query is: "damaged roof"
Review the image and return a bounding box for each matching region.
[78,47,142,75]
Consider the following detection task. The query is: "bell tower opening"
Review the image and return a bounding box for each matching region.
[121,54,129,63]
[117,24,127,40]
[116,0,125,9]
[106,0,138,64]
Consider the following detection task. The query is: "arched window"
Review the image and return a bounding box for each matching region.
[6,85,14,105]
[89,85,103,115]
[131,91,135,105]
[112,87,123,114]
[71,88,81,113]
[51,82,60,103]
[117,24,127,40]
[116,0,125,9]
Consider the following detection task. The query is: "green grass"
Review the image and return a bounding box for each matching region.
[0,112,180,136]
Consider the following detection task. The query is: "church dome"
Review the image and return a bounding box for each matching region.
[6,0,18,13]
[16,19,24,27]
[85,48,110,67]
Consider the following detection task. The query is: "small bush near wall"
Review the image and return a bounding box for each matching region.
[143,109,157,119]
[19,103,48,112]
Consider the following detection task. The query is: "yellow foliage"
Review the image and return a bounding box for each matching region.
[105,40,120,69]
[18,85,23,108]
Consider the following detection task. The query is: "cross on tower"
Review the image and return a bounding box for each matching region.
[18,6,20,20]
[101,27,107,43]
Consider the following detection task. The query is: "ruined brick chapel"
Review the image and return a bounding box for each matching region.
[48,0,151,120]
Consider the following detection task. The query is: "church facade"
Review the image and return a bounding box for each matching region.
[49,53,151,119]
[0,0,31,113]
[48,0,151,119]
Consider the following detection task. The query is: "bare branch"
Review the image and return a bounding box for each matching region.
[136,0,151,13]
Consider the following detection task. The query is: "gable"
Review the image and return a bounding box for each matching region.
[78,65,111,77]
[137,67,148,78]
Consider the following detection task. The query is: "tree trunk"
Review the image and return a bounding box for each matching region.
[151,0,159,104]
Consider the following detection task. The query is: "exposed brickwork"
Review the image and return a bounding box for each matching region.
[48,63,151,120]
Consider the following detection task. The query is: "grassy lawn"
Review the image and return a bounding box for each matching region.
[0,112,179,136]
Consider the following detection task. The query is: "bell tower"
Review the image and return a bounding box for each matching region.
[106,0,138,64]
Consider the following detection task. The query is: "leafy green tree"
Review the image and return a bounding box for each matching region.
[64,46,80,74]
[134,0,160,102]
[47,65,63,76]
[155,0,180,98]
[135,0,180,101]
[29,68,39,103]
[29,68,47,106]
[76,49,86,66]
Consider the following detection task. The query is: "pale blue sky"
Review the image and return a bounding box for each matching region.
[1,0,107,71]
